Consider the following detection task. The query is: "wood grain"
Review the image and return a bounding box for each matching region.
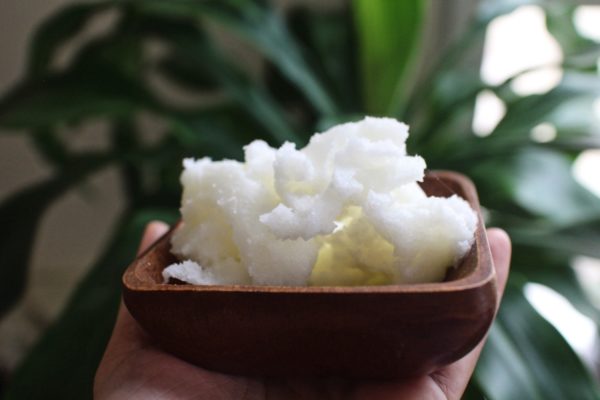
[122,171,497,379]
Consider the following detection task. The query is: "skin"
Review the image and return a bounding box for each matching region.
[95,221,511,400]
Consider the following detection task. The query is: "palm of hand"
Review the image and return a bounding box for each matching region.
[94,223,511,400]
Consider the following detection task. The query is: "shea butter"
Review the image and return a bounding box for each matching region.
[163,117,477,286]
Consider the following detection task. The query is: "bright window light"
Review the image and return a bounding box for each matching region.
[573,149,600,198]
[530,122,557,143]
[573,256,600,309]
[480,5,563,95]
[524,283,598,370]
[574,6,600,42]
[472,90,506,136]
[510,67,563,96]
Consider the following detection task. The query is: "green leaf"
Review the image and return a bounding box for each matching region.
[3,208,178,400]
[546,96,600,143]
[476,323,544,399]
[169,114,246,160]
[412,65,600,150]
[73,38,141,81]
[410,71,484,148]
[492,283,600,399]
[352,0,424,116]
[210,60,302,144]
[111,120,144,202]
[0,182,64,319]
[507,148,600,224]
[1,15,159,131]
[469,147,600,226]
[510,219,600,260]
[545,5,599,58]
[406,0,600,144]
[0,154,111,318]
[156,56,220,92]
[149,18,302,145]
[136,0,337,116]
[0,68,143,129]
[268,6,360,116]
[213,2,338,117]
[30,129,69,167]
[494,91,593,138]
[511,245,600,325]
[403,0,505,126]
[462,379,488,400]
[27,1,113,77]
[173,103,272,153]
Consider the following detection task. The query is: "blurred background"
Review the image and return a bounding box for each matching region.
[1,0,599,398]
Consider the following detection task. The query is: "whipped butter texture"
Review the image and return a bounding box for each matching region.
[163,117,477,286]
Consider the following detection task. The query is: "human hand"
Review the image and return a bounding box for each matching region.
[94,221,511,400]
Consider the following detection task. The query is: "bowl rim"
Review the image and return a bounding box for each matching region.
[123,170,494,295]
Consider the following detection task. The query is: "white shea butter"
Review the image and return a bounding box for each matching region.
[163,117,477,286]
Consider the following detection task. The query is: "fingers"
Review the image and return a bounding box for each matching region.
[429,228,512,400]
[137,221,170,255]
[486,227,511,303]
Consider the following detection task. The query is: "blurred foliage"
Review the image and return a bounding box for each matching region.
[1,0,600,398]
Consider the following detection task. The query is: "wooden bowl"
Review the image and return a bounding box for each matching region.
[122,171,497,379]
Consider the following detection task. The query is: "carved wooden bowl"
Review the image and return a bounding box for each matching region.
[122,171,497,379]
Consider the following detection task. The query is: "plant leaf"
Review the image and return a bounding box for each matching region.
[1,17,159,131]
[462,379,488,400]
[170,101,273,155]
[3,208,178,400]
[412,65,600,151]
[149,18,301,145]
[475,322,544,399]
[156,56,220,92]
[30,129,69,167]
[491,282,600,399]
[266,6,360,118]
[135,0,337,117]
[511,245,600,325]
[545,4,599,59]
[0,154,111,318]
[494,91,593,138]
[27,1,113,78]
[352,0,424,115]
[0,181,64,319]
[510,219,600,260]
[468,147,600,226]
[0,68,145,129]
[504,148,600,224]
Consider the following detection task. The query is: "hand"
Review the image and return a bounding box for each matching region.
[94,221,511,400]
